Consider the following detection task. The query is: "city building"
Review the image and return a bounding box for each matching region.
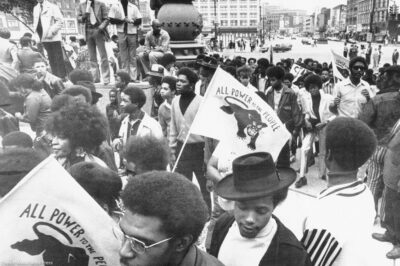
[193,0,260,44]
[329,4,347,33]
[261,3,307,35]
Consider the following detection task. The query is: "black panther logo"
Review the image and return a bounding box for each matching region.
[11,222,89,266]
[220,96,268,150]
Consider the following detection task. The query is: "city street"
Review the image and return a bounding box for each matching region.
[221,37,397,68]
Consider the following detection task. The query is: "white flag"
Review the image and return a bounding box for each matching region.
[331,50,350,81]
[0,157,120,266]
[191,67,291,161]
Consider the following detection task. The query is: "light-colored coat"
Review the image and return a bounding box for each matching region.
[33,0,63,42]
[302,90,336,123]
[108,1,142,34]
[169,94,204,152]
[77,0,110,32]
[118,112,163,145]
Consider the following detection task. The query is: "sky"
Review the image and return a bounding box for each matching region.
[265,0,347,13]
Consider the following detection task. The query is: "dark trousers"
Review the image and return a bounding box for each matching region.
[86,28,110,83]
[382,186,400,245]
[277,141,291,168]
[43,41,66,79]
[175,141,211,211]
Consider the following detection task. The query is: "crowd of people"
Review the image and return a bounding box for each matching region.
[2,0,400,265]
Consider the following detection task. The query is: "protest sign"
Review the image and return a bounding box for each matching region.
[290,63,309,83]
[190,67,291,161]
[331,50,350,81]
[0,157,120,266]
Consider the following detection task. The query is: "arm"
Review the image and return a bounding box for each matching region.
[206,155,223,184]
[52,78,65,96]
[77,4,88,24]
[169,102,178,157]
[358,98,376,127]
[154,32,170,53]
[291,93,303,132]
[21,95,40,124]
[98,3,110,31]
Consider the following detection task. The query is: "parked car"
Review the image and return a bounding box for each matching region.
[260,45,269,53]
[301,38,312,45]
[273,43,292,52]
[347,38,357,44]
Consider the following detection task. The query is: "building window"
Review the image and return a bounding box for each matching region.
[231,20,238,26]
[231,13,237,18]
[240,20,247,26]
[220,13,227,18]
[250,20,257,26]
[250,12,257,18]
[240,12,247,18]
[221,20,228,26]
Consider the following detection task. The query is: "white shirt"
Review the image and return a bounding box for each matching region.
[219,218,278,266]
[258,75,267,92]
[302,180,375,266]
[273,89,282,111]
[333,78,374,118]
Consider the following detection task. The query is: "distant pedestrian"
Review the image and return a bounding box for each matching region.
[373,48,380,68]
[366,42,372,66]
[393,49,399,65]
[343,43,348,58]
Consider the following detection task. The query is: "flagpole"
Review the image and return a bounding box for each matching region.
[172,67,222,172]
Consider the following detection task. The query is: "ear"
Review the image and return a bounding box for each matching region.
[172,235,193,253]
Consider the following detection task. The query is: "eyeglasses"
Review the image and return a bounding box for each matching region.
[352,66,366,71]
[113,221,173,254]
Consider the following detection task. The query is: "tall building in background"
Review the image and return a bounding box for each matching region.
[193,0,260,45]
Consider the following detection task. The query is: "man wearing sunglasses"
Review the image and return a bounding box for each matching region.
[118,171,224,266]
[329,56,374,118]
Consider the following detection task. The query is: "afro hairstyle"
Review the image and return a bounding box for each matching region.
[0,148,46,197]
[159,53,176,67]
[121,171,209,243]
[257,58,270,68]
[14,73,35,89]
[51,94,75,112]
[61,85,93,104]
[116,70,131,84]
[283,73,295,82]
[325,117,377,171]
[123,135,170,173]
[177,67,199,85]
[349,56,368,70]
[304,74,323,90]
[68,162,122,211]
[2,131,33,148]
[45,102,108,152]
[122,85,147,109]
[223,66,237,78]
[161,76,177,92]
[266,66,285,80]
[69,69,94,85]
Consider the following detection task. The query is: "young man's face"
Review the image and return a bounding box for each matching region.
[350,62,366,80]
[321,70,330,83]
[109,91,117,103]
[238,72,250,87]
[160,82,173,100]
[120,92,138,113]
[176,75,192,95]
[119,211,175,266]
[51,135,72,158]
[116,76,126,89]
[34,62,47,77]
[234,196,274,238]
[283,79,292,88]
[308,84,320,96]
[269,77,282,90]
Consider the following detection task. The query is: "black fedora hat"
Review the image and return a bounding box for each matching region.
[216,152,296,200]
[197,56,218,69]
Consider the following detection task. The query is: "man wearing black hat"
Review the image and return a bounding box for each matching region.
[195,56,218,96]
[209,152,311,266]
[359,65,400,224]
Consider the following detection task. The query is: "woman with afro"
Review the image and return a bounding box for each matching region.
[295,74,336,188]
[45,101,108,169]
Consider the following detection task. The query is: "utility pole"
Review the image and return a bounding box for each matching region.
[214,0,218,48]
[369,0,377,36]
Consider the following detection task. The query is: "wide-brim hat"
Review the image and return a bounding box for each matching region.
[216,152,296,200]
[147,64,164,78]
[76,81,103,100]
[197,56,218,69]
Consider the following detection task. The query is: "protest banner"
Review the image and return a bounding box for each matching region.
[190,67,291,161]
[290,63,309,83]
[0,157,120,266]
[331,50,350,81]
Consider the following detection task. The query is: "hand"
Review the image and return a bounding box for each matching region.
[170,153,176,167]
[334,96,341,106]
[315,122,327,130]
[112,138,122,152]
[305,119,312,130]
[361,89,370,100]
[15,112,23,119]
[206,180,215,192]
[112,110,119,119]
[124,17,134,24]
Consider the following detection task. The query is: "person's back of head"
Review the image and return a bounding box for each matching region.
[61,85,93,104]
[50,94,75,112]
[0,148,46,198]
[2,132,33,149]
[325,117,377,172]
[0,28,11,40]
[69,69,94,85]
[19,36,32,48]
[68,162,122,214]
[123,135,170,175]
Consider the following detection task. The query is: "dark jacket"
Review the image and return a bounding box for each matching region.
[209,213,312,266]
[265,86,303,133]
[42,72,64,98]
[180,245,224,266]
[358,91,400,145]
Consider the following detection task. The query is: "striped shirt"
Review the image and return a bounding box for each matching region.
[301,180,375,266]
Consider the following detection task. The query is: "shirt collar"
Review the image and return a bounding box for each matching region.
[319,178,364,199]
